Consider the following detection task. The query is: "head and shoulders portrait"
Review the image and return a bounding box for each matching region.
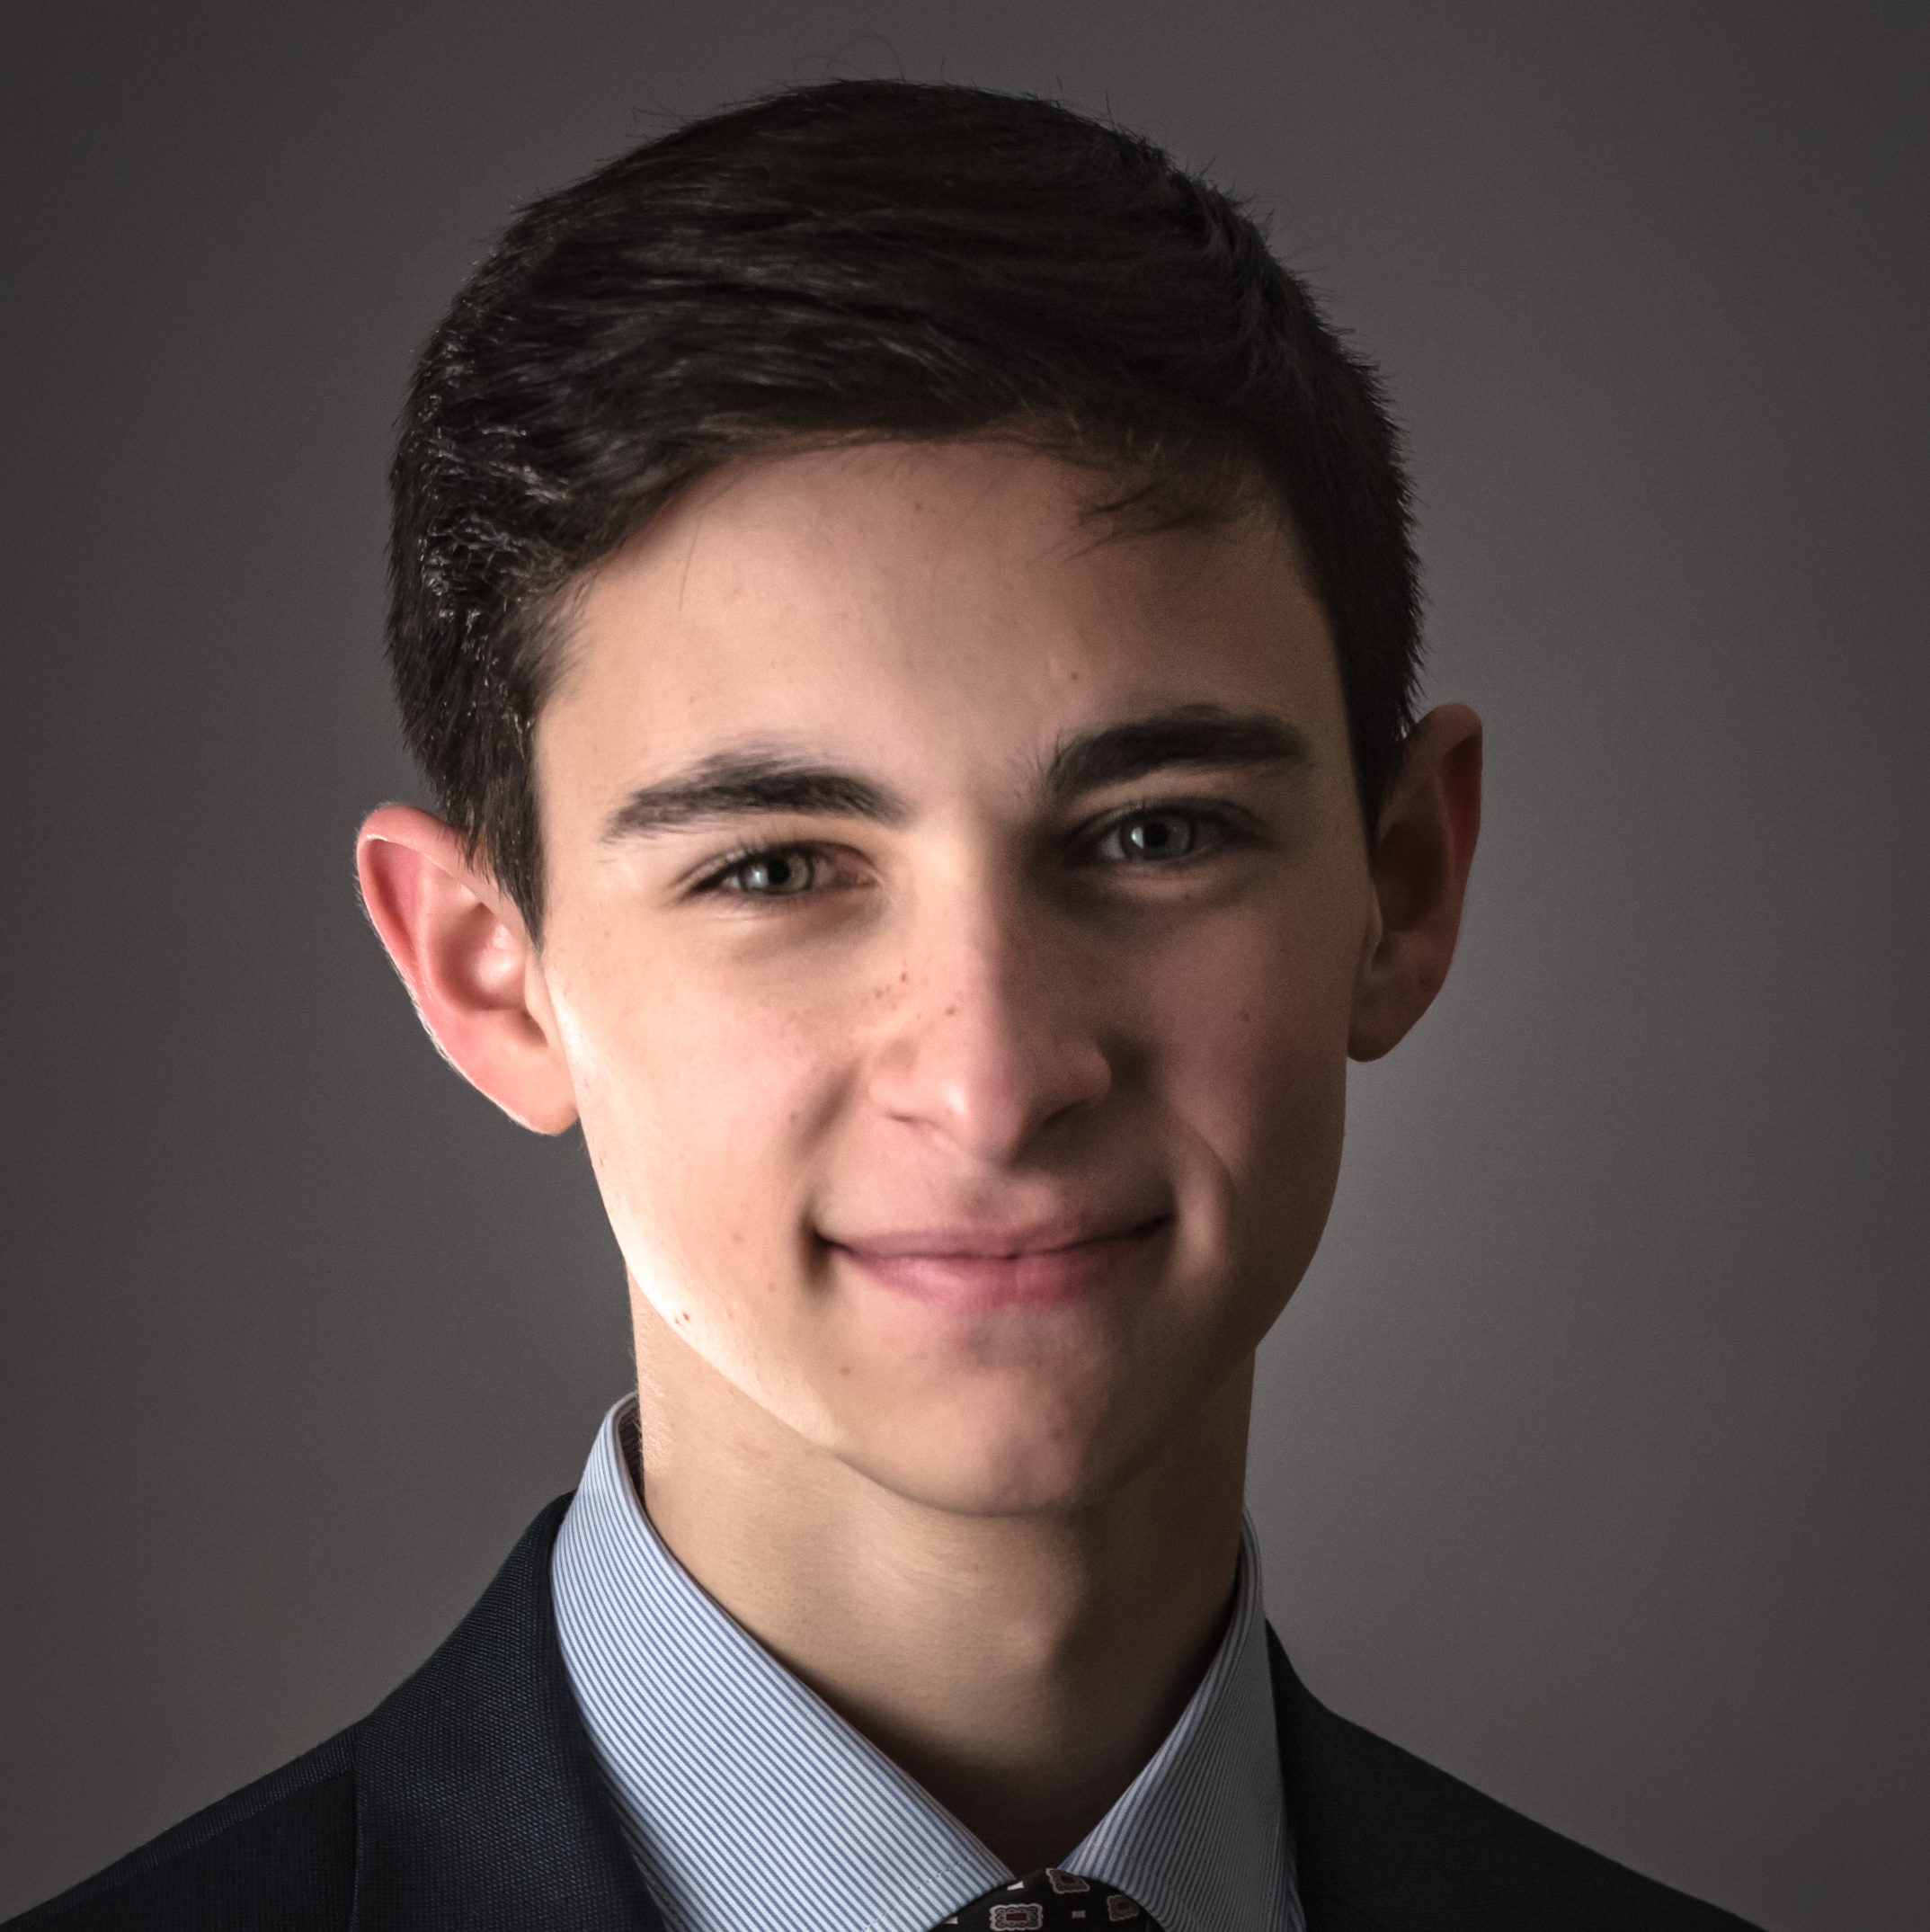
[3,12,1920,1932]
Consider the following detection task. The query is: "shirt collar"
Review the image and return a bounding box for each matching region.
[554,1397,1301,1932]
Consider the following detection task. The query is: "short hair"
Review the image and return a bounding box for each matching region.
[388,79,1420,936]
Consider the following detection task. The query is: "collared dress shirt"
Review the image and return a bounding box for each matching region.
[553,1398,1304,1932]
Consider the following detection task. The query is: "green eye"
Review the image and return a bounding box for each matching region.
[1098,809,1200,862]
[722,849,819,895]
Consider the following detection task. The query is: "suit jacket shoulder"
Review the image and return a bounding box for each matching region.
[8,1496,659,1932]
[1270,1633,1760,1932]
[6,1728,357,1931]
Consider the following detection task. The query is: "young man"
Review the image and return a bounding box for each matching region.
[12,81,1757,1932]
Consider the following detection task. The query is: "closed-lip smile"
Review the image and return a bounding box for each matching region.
[825,1211,1173,1307]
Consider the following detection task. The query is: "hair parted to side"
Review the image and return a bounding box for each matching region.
[388,79,1422,939]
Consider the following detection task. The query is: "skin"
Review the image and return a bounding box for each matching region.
[358,440,1481,1872]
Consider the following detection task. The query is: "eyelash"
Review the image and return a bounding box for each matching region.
[689,799,1257,901]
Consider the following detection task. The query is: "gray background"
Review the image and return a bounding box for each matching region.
[3,3,1923,1925]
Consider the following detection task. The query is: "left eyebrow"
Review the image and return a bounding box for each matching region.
[1042,705,1312,800]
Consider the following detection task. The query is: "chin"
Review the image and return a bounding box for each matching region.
[827,1379,1172,1519]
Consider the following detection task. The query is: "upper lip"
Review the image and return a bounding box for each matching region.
[826,1211,1169,1260]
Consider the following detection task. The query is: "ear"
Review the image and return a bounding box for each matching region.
[1348,703,1483,1062]
[355,805,579,1133]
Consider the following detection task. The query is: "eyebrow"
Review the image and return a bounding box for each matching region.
[1042,704,1312,799]
[600,706,1311,843]
[600,750,911,841]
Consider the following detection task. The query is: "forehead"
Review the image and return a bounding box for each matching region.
[536,441,1347,806]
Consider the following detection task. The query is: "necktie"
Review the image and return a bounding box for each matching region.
[937,1869,1162,1929]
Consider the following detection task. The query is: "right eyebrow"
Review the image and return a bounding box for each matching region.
[600,750,912,842]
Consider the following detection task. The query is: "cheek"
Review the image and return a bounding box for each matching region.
[1153,907,1357,1269]
[545,932,858,1313]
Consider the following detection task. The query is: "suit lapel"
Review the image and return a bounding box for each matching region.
[349,1495,663,1932]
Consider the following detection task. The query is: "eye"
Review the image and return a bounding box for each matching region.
[714,847,823,896]
[1091,807,1205,864]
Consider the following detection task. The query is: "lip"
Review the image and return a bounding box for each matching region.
[827,1212,1173,1308]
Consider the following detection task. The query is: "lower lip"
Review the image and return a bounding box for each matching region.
[833,1219,1172,1309]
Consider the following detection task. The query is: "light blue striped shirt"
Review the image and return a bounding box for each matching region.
[553,1398,1303,1932]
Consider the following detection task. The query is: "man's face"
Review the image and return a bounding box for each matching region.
[529,441,1379,1517]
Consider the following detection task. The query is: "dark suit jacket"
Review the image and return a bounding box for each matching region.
[9,1497,1760,1931]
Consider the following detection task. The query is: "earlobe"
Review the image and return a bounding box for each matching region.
[1347,704,1483,1063]
[355,805,579,1134]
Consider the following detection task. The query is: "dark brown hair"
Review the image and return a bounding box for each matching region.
[388,80,1421,935]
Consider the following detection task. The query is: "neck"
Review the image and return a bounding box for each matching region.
[627,1287,1253,1874]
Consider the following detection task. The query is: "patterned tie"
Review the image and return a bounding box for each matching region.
[936,1868,1163,1929]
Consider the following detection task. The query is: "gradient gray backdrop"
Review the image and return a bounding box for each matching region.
[4,4,1924,1925]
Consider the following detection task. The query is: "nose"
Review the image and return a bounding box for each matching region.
[863,886,1115,1165]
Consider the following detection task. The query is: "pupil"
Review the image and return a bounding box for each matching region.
[1131,815,1187,857]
